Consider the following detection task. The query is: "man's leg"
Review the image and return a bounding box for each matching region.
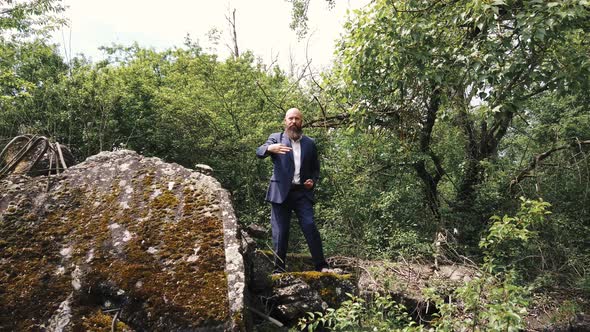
[270,202,291,272]
[292,192,328,271]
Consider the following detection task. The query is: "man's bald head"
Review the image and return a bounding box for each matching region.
[285,108,303,120]
[284,107,303,140]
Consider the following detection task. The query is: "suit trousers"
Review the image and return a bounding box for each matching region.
[270,189,327,272]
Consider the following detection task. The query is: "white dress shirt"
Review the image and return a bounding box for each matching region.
[291,138,301,184]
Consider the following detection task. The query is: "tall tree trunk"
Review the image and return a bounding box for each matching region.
[415,87,444,223]
[452,109,514,242]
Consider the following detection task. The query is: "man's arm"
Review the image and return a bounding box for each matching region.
[256,133,292,158]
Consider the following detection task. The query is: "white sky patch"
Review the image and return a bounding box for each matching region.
[51,0,371,70]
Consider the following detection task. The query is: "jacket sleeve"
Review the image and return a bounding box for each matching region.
[256,133,278,159]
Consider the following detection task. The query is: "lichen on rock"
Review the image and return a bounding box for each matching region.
[0,150,245,331]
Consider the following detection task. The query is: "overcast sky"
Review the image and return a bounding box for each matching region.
[51,0,370,70]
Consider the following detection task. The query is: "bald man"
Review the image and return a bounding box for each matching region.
[256,108,329,273]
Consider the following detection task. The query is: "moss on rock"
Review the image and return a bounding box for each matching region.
[0,150,240,331]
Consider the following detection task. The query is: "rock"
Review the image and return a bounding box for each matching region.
[246,249,275,295]
[0,150,246,331]
[271,274,328,323]
[340,258,479,323]
[278,271,356,308]
[194,164,214,176]
[244,250,357,328]
[243,223,267,239]
[437,264,475,282]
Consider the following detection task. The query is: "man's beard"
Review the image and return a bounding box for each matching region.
[286,125,303,141]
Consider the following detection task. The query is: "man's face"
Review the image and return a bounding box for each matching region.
[284,109,303,130]
[284,108,303,140]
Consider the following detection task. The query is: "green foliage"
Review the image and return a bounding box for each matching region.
[297,293,416,332]
[287,0,336,39]
[287,0,310,39]
[0,0,65,36]
[479,198,551,269]
[301,199,551,331]
[426,270,529,332]
[0,0,67,134]
[425,199,553,330]
[312,127,435,259]
[499,91,590,283]
[326,0,590,246]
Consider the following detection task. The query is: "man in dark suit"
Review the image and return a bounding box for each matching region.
[256,108,329,273]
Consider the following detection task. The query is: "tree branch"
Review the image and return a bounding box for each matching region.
[304,113,349,128]
[225,8,239,58]
[254,80,286,112]
[509,139,590,191]
[393,0,446,13]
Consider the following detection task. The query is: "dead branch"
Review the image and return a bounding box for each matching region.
[254,80,286,112]
[304,113,349,128]
[509,139,590,191]
[225,8,239,58]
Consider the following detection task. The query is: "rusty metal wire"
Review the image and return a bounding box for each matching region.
[0,134,71,179]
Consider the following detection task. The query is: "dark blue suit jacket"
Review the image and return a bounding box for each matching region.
[256,132,320,204]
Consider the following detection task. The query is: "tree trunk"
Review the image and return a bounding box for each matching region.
[451,109,514,242]
[416,87,444,222]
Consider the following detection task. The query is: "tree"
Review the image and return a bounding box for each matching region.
[0,0,67,140]
[328,0,590,244]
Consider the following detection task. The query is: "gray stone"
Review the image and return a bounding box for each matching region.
[194,163,214,176]
[272,275,328,323]
[0,150,246,331]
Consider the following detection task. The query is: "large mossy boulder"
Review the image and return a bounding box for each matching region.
[0,150,245,331]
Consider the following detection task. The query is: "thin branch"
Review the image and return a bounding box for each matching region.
[509,139,590,191]
[254,80,286,112]
[247,306,284,327]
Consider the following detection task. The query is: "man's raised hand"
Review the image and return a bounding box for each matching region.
[268,143,292,154]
